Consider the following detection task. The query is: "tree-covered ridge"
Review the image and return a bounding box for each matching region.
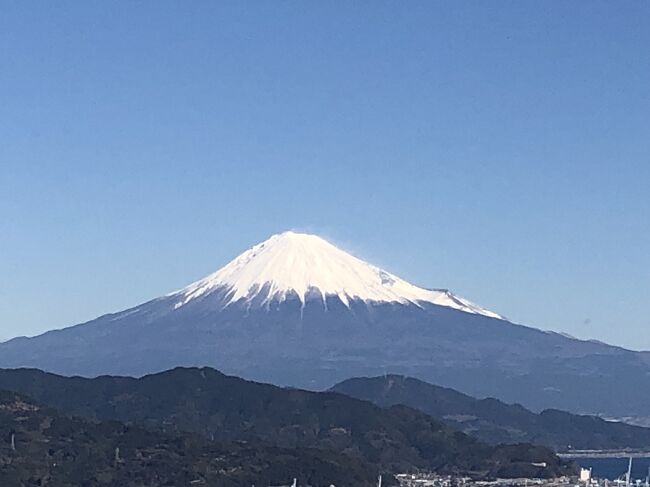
[0,367,575,479]
[331,374,650,451]
[0,389,382,487]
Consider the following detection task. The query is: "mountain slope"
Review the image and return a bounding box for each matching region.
[1,231,649,418]
[0,366,575,478]
[331,375,650,450]
[0,389,380,487]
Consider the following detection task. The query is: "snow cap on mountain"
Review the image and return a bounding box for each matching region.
[173,231,502,319]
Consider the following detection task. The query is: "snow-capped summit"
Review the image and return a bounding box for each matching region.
[172,231,501,318]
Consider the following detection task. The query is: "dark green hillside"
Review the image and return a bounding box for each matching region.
[0,367,575,478]
[0,390,381,486]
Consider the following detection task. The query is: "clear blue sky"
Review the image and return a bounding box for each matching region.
[1,1,649,349]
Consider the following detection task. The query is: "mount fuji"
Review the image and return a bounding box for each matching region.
[2,231,650,418]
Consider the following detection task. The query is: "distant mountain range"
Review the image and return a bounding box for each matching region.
[331,374,650,451]
[0,367,575,480]
[1,231,649,419]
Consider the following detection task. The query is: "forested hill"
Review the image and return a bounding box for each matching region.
[0,389,380,486]
[332,374,650,450]
[0,367,574,479]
